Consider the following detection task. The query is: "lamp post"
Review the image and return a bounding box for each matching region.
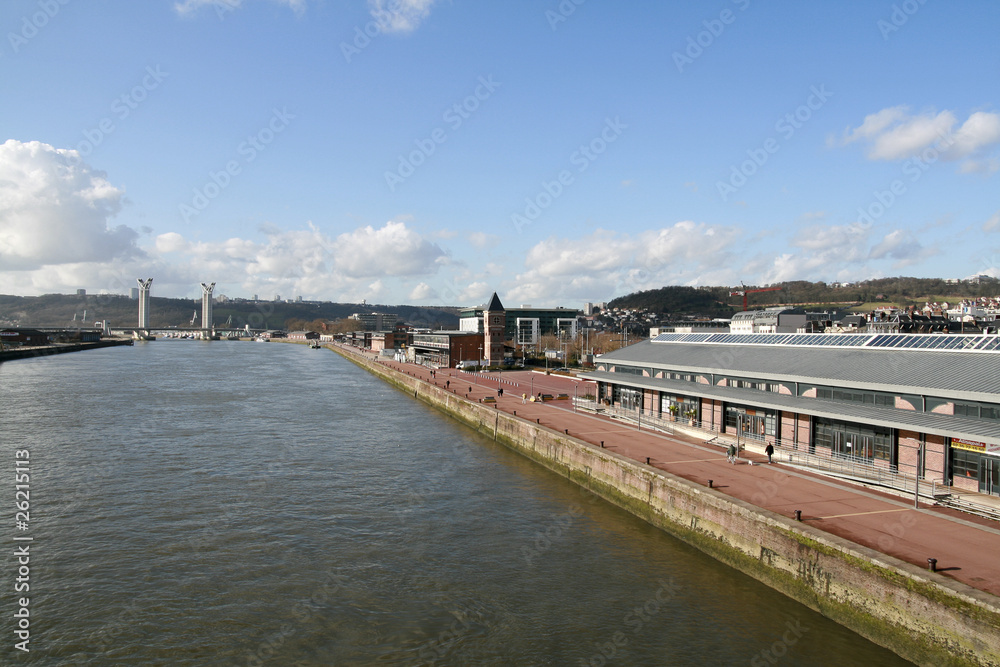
[637,391,642,432]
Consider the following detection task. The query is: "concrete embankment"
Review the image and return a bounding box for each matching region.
[333,347,1000,667]
[0,339,133,363]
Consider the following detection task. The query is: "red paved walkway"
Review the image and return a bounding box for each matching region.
[335,346,1000,598]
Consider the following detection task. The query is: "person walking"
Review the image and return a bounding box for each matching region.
[498,387,504,398]
[727,443,737,464]
[765,443,774,464]
[522,393,527,404]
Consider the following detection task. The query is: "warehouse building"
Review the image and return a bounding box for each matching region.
[582,332,1000,497]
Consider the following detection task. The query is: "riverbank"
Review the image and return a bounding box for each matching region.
[331,344,1000,667]
[0,338,133,363]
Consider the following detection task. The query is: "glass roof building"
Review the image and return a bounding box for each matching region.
[581,332,1000,499]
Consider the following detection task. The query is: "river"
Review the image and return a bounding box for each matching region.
[1,341,912,665]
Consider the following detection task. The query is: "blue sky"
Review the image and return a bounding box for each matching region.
[1,0,998,308]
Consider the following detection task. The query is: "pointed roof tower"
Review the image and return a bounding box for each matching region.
[485,292,504,312]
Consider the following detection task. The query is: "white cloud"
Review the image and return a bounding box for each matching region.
[174,0,306,17]
[408,281,436,300]
[458,281,491,303]
[839,106,908,145]
[508,222,742,304]
[331,220,446,278]
[959,158,1000,174]
[840,107,1000,163]
[0,140,140,271]
[868,229,934,267]
[467,231,498,249]
[369,0,435,33]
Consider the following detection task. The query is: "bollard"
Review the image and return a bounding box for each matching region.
[564,429,568,434]
[794,510,802,522]
[513,411,516,416]
[536,419,540,424]
[646,457,650,465]
[708,480,713,488]
[600,441,604,448]
[928,558,938,572]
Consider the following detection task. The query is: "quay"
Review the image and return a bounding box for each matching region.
[329,343,1000,667]
[0,338,133,363]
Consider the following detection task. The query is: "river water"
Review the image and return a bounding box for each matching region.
[1,341,912,666]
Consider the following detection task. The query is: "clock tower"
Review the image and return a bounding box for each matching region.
[483,292,506,366]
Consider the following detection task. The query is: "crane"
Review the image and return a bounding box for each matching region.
[190,310,198,326]
[729,283,782,311]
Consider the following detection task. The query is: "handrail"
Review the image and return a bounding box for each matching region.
[573,398,1000,522]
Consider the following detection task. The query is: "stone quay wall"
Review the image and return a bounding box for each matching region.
[335,347,1000,667]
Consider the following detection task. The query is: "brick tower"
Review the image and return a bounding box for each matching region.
[483,292,506,366]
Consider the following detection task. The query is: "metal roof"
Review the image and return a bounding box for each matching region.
[593,338,1000,403]
[579,370,1000,446]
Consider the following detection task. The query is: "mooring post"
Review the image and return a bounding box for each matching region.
[794,510,802,522]
[928,558,938,572]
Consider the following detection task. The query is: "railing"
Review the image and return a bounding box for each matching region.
[574,398,1000,521]
[779,447,932,497]
[573,399,675,434]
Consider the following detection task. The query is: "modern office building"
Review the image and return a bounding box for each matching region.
[406,331,484,368]
[349,312,398,331]
[459,303,579,340]
[582,332,1000,497]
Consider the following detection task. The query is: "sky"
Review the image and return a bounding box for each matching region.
[1,0,999,309]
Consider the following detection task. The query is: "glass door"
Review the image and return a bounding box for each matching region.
[980,456,1000,497]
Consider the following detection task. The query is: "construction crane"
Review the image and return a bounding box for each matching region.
[190,310,198,326]
[729,283,782,311]
[224,314,232,328]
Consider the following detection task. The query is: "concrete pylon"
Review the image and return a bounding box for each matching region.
[137,278,153,329]
[201,283,215,332]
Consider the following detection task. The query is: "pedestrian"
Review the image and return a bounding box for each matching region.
[446,380,450,389]
[522,393,527,404]
[727,443,736,464]
[765,443,774,464]
[498,387,503,398]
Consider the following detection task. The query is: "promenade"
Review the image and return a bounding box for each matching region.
[335,345,1000,600]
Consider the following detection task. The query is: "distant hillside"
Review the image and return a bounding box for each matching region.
[608,277,1000,315]
[608,286,735,317]
[0,293,459,330]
